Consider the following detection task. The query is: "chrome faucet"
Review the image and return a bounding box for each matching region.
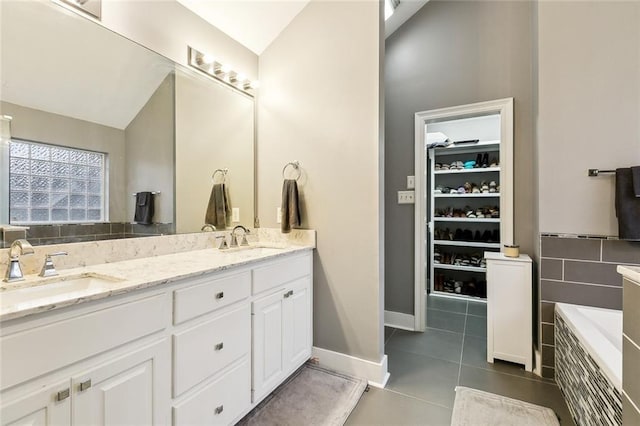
[39,252,68,277]
[230,225,250,248]
[215,235,229,250]
[4,239,35,282]
[201,224,217,232]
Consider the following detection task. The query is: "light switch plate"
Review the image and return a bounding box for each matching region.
[407,176,415,189]
[232,208,240,222]
[398,190,415,204]
[277,207,282,224]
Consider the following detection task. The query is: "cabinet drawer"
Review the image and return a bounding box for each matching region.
[252,252,312,295]
[173,304,250,397]
[173,271,250,324]
[173,360,250,426]
[1,294,167,391]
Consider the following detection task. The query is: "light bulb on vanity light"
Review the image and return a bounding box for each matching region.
[201,54,214,64]
[220,63,232,74]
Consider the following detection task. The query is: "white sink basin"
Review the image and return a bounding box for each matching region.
[0,273,124,308]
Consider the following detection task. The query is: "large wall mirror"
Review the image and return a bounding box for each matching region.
[0,0,255,245]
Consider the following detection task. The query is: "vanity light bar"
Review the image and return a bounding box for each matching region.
[188,46,258,96]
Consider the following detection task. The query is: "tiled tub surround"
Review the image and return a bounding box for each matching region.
[619,266,640,424]
[0,228,316,321]
[539,235,640,378]
[555,308,622,426]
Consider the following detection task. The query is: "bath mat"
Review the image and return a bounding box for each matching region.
[451,386,560,426]
[238,363,367,426]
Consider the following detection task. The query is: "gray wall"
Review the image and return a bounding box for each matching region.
[540,235,640,378]
[537,1,640,236]
[258,0,383,362]
[384,1,535,314]
[125,73,175,224]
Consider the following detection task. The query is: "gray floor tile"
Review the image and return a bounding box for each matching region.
[385,347,460,408]
[461,335,546,382]
[384,326,395,344]
[464,315,486,338]
[386,328,464,363]
[426,309,466,333]
[467,301,487,317]
[459,366,575,425]
[427,295,467,314]
[346,387,452,426]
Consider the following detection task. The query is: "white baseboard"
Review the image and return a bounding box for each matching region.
[312,346,390,388]
[384,310,415,331]
[534,348,542,377]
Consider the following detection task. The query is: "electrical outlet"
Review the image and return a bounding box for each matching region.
[407,176,415,189]
[232,207,240,222]
[398,190,415,204]
[277,207,282,224]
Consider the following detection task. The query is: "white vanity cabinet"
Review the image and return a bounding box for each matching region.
[0,249,314,426]
[251,254,313,403]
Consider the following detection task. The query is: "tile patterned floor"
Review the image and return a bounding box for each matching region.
[346,295,575,425]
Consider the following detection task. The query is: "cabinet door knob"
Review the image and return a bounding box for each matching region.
[215,342,224,351]
[56,388,70,401]
[288,290,294,297]
[215,291,224,299]
[283,291,290,298]
[215,405,224,415]
[79,379,92,392]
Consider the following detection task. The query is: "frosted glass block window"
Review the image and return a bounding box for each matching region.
[8,140,106,223]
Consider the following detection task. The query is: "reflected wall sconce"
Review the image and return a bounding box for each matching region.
[188,46,258,96]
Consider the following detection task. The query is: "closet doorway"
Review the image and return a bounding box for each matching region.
[413,99,514,331]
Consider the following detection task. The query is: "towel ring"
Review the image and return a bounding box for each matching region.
[212,168,228,183]
[282,161,301,181]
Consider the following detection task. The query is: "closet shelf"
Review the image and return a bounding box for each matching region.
[433,240,501,249]
[433,218,500,223]
[434,264,487,273]
[431,291,488,302]
[434,167,500,175]
[435,193,500,198]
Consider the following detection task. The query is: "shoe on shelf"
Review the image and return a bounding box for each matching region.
[475,208,484,218]
[464,206,476,218]
[480,181,489,193]
[435,163,443,170]
[463,229,474,240]
[474,230,482,241]
[463,182,472,193]
[435,185,444,194]
[471,183,480,194]
[454,229,464,240]
[490,158,499,168]
[481,153,489,167]
[464,161,475,169]
[489,181,497,193]
[475,153,483,168]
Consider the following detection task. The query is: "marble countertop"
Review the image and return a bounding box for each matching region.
[618,265,640,284]
[0,243,313,322]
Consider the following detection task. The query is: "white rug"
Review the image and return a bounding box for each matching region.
[238,363,367,426]
[451,386,561,426]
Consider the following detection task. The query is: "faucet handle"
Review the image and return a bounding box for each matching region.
[215,236,229,250]
[39,252,68,277]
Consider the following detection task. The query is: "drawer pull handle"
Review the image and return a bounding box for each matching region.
[215,292,224,299]
[56,388,70,401]
[215,342,224,351]
[288,290,294,297]
[284,291,290,298]
[215,405,224,415]
[79,379,92,392]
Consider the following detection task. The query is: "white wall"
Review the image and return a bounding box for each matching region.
[538,1,640,236]
[98,0,257,81]
[258,1,383,362]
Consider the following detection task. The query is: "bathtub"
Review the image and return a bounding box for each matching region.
[555,303,622,425]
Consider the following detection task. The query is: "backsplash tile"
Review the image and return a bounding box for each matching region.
[602,240,640,264]
[539,234,640,379]
[563,261,623,286]
[541,236,601,260]
[541,280,622,310]
[540,259,562,280]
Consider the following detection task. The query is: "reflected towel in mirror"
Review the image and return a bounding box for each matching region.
[205,183,231,230]
[281,179,301,233]
[134,192,154,225]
